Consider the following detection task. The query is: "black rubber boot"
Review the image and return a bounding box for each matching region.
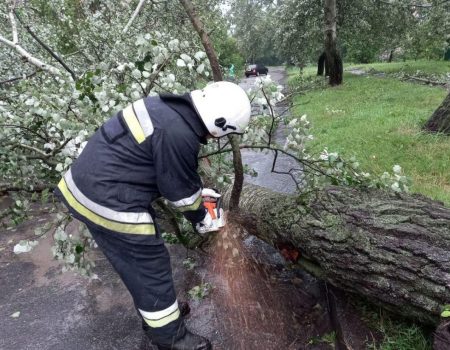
[156,329,212,350]
[142,301,191,331]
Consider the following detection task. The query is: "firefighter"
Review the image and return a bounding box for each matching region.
[54,81,251,350]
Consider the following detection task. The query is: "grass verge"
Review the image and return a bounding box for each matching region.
[288,70,449,205]
[359,305,433,350]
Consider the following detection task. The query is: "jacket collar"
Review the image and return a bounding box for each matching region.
[159,93,209,145]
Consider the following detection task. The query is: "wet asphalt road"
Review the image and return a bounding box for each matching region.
[239,67,299,194]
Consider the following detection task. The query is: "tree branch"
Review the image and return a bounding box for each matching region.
[0,70,39,86]
[179,0,245,211]
[145,56,172,94]
[270,150,302,189]
[0,32,61,76]
[17,143,48,157]
[122,0,147,34]
[261,87,276,145]
[0,124,48,142]
[403,74,447,86]
[201,144,329,178]
[14,10,76,80]
[179,0,222,81]
[9,10,18,44]
[0,183,52,193]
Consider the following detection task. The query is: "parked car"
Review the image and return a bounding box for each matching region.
[245,64,269,77]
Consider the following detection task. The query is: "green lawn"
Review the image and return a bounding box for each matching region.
[288,71,450,205]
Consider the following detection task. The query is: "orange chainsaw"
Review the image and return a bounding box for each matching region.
[201,188,225,229]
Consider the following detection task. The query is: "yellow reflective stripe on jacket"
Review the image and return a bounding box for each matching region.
[177,195,202,212]
[64,169,153,224]
[142,309,180,328]
[123,105,146,144]
[58,178,155,235]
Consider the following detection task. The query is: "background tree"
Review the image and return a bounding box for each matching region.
[324,0,343,85]
[228,0,279,65]
[269,0,449,65]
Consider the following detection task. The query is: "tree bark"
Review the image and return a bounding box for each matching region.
[434,320,450,349]
[324,0,343,86]
[423,92,450,135]
[317,51,328,76]
[388,49,394,63]
[179,0,244,210]
[222,183,450,325]
[178,0,222,82]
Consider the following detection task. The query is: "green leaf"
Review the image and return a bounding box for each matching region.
[441,310,450,318]
[75,245,84,254]
[41,188,50,204]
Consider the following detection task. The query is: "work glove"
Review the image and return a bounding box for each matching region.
[195,188,225,235]
[201,188,221,198]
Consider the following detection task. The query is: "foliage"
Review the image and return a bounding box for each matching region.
[307,331,336,346]
[350,296,433,350]
[366,314,432,350]
[441,305,450,318]
[0,0,218,273]
[216,36,245,77]
[52,219,98,277]
[182,257,197,270]
[188,282,213,300]
[228,0,280,65]
[161,232,181,244]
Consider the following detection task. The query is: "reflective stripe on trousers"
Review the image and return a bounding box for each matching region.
[58,169,155,235]
[139,301,181,328]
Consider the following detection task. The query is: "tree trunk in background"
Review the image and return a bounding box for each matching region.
[179,0,244,210]
[423,92,450,135]
[222,183,450,325]
[388,49,394,63]
[324,0,343,86]
[317,51,328,76]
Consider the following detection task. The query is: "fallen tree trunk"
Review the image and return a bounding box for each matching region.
[223,183,450,325]
[403,75,447,87]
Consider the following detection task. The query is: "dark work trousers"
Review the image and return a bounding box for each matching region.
[87,224,185,345]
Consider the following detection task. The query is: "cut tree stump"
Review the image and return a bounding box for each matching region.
[223,183,450,325]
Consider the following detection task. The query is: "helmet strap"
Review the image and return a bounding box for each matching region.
[214,118,237,132]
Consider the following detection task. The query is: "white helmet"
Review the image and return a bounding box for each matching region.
[190,81,251,138]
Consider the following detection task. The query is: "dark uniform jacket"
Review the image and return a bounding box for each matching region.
[55,94,208,244]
